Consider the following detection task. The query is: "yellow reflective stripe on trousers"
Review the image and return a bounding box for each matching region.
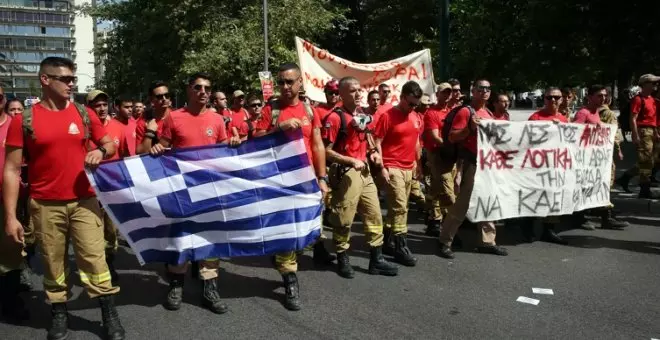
[79,271,112,284]
[43,271,67,287]
[365,225,383,233]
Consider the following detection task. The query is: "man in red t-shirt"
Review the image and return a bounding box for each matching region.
[323,76,398,279]
[229,90,248,122]
[316,79,340,120]
[437,79,508,260]
[447,78,463,109]
[374,81,424,267]
[423,82,454,236]
[114,97,137,156]
[618,75,660,198]
[0,85,30,322]
[88,90,129,287]
[150,72,228,315]
[378,83,393,108]
[136,81,171,154]
[132,100,145,120]
[253,63,331,311]
[3,57,124,340]
[228,95,262,143]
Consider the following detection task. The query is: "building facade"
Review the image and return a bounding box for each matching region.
[0,0,95,100]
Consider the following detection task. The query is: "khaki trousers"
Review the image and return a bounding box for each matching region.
[383,168,413,234]
[427,151,457,222]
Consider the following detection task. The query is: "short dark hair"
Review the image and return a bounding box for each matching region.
[561,87,574,96]
[401,81,423,97]
[473,78,489,86]
[378,83,390,90]
[545,86,561,94]
[447,78,460,86]
[188,72,211,85]
[4,98,24,112]
[278,63,300,74]
[367,90,379,100]
[148,81,168,96]
[246,94,261,103]
[39,57,75,75]
[339,76,359,89]
[587,84,606,96]
[114,96,133,107]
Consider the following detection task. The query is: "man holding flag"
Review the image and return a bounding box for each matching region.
[150,72,229,315]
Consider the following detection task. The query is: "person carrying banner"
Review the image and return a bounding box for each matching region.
[88,90,130,287]
[113,96,137,157]
[323,76,399,278]
[423,83,454,237]
[437,79,508,259]
[374,81,424,267]
[252,62,332,311]
[0,85,30,324]
[3,57,125,340]
[150,72,229,315]
[136,81,171,154]
[573,84,629,230]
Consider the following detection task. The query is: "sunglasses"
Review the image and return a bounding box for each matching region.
[47,74,77,84]
[277,79,296,86]
[155,93,171,100]
[381,90,391,94]
[452,89,461,93]
[477,86,491,92]
[192,84,212,93]
[325,91,339,96]
[545,95,562,101]
[249,103,262,108]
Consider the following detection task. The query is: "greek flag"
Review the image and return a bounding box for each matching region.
[85,131,322,265]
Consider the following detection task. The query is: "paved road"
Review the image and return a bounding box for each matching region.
[1,207,659,340]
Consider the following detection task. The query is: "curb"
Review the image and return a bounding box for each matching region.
[611,197,660,214]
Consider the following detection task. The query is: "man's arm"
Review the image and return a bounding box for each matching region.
[3,147,25,243]
[311,128,327,177]
[429,129,443,146]
[326,145,358,167]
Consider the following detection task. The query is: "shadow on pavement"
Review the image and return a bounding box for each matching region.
[561,235,660,255]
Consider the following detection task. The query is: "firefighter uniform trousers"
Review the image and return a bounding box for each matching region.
[328,165,384,252]
[30,197,118,303]
[102,207,118,255]
[0,202,24,275]
[426,151,457,222]
[409,172,426,208]
[438,162,497,246]
[275,213,328,274]
[637,127,655,184]
[383,168,413,234]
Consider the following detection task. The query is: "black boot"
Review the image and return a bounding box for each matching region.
[383,228,395,256]
[19,262,33,292]
[336,252,354,279]
[98,295,125,340]
[190,261,200,280]
[615,173,632,193]
[313,241,336,266]
[368,246,398,276]
[281,272,301,311]
[201,278,228,314]
[639,183,655,199]
[540,224,568,245]
[163,273,184,311]
[452,234,464,249]
[0,270,30,324]
[393,234,417,267]
[425,220,441,237]
[437,243,455,259]
[48,303,69,340]
[601,209,630,229]
[106,252,119,287]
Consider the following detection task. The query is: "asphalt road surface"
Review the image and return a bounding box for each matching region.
[1,207,659,340]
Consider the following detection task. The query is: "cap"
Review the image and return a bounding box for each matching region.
[638,74,660,85]
[324,79,339,92]
[87,89,108,103]
[233,90,245,98]
[420,94,432,105]
[436,82,451,92]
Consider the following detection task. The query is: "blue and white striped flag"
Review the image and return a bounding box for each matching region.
[85,131,322,265]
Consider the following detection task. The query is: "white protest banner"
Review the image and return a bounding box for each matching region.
[295,37,435,105]
[467,120,617,222]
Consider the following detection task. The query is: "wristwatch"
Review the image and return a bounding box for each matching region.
[317,175,329,184]
[98,146,107,158]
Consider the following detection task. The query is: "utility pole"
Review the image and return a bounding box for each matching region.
[263,0,269,71]
[439,0,450,80]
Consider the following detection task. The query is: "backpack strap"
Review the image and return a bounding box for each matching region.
[302,101,315,122]
[270,100,281,128]
[322,107,348,151]
[73,102,91,140]
[246,119,254,140]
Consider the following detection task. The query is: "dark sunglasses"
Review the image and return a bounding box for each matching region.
[155,93,171,100]
[325,91,339,96]
[192,84,212,92]
[545,95,562,101]
[477,86,491,92]
[452,89,461,93]
[277,79,296,86]
[249,103,262,108]
[47,74,77,84]
[381,90,391,94]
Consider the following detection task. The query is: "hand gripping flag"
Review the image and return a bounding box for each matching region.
[85,130,322,265]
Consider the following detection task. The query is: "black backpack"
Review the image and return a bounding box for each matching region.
[438,104,476,164]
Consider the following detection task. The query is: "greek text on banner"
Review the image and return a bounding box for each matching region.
[295,37,435,105]
[467,120,616,222]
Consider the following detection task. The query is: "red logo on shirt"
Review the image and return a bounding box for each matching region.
[301,117,310,126]
[206,127,213,137]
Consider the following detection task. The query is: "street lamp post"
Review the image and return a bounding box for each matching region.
[263,0,269,72]
[439,0,450,80]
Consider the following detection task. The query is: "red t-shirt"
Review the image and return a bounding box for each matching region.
[5,103,107,200]
[104,119,128,161]
[451,107,493,154]
[316,104,335,121]
[256,102,321,165]
[528,110,568,123]
[230,107,248,121]
[492,112,510,121]
[374,106,423,170]
[0,115,12,188]
[322,108,368,161]
[630,95,657,127]
[573,107,602,125]
[124,117,137,156]
[228,116,259,139]
[135,116,166,148]
[423,107,450,149]
[161,108,227,148]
